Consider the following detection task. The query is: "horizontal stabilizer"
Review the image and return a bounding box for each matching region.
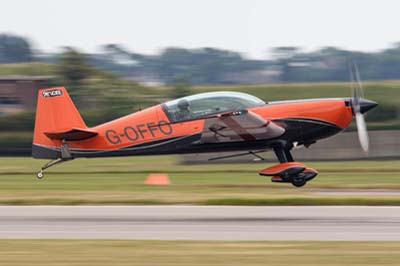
[44,128,98,141]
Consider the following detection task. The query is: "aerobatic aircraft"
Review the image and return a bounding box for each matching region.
[32,64,377,187]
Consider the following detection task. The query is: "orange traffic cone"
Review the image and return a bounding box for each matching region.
[144,173,170,185]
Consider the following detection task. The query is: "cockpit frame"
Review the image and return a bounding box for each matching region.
[161,91,266,123]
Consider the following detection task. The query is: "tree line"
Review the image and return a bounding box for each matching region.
[2,33,400,84]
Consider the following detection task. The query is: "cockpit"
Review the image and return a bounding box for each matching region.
[162,91,266,122]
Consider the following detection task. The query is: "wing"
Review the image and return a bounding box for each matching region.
[201,110,285,143]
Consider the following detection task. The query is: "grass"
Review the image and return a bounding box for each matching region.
[203,197,400,206]
[0,62,55,76]
[0,240,400,265]
[0,156,399,205]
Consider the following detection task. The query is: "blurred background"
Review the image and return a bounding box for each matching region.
[0,0,399,159]
[1,2,400,264]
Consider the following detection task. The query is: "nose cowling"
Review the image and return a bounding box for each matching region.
[359,99,378,114]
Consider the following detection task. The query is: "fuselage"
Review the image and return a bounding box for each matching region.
[32,97,354,159]
[31,86,378,186]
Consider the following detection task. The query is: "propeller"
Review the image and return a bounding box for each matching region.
[349,62,371,154]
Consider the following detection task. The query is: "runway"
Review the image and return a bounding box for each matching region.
[1,206,400,240]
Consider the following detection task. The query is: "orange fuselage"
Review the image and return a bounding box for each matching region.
[34,98,353,153]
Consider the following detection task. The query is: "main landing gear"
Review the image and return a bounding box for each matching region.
[259,145,318,187]
[36,142,73,179]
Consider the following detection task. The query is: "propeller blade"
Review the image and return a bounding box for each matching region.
[349,62,363,111]
[353,62,364,98]
[355,112,369,153]
[349,61,369,154]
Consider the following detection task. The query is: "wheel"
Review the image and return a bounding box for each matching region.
[36,171,44,179]
[291,176,306,187]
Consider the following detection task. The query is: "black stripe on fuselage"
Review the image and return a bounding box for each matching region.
[273,117,342,143]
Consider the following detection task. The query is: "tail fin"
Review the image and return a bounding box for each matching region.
[32,86,90,158]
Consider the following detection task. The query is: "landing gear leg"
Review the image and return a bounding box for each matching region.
[36,142,73,179]
[273,144,307,187]
[36,158,72,179]
[273,145,294,163]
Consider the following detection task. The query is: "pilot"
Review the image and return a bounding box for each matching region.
[176,99,191,120]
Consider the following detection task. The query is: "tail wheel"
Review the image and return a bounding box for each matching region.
[36,171,44,179]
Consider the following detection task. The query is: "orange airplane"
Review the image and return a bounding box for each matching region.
[32,64,377,187]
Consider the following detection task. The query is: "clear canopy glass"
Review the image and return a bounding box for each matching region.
[162,91,265,122]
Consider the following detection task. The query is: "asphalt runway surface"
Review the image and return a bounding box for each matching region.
[1,206,400,240]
